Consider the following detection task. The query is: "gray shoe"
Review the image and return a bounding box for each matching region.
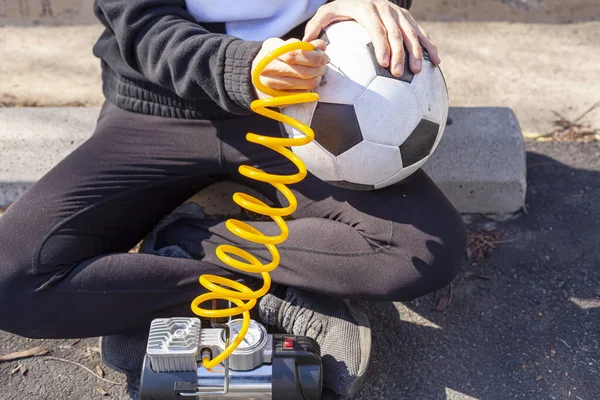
[99,335,144,400]
[99,332,148,375]
[125,373,141,400]
[259,286,372,397]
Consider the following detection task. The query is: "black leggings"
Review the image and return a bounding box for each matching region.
[0,101,466,339]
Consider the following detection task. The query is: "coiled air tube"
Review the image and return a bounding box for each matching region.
[190,42,320,369]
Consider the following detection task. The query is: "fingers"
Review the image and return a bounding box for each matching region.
[377,4,405,77]
[259,75,322,91]
[253,37,328,93]
[308,2,392,68]
[395,10,422,74]
[262,59,327,80]
[310,39,328,52]
[277,40,328,67]
[278,49,328,67]
[413,24,441,65]
[303,6,335,42]
[353,3,390,67]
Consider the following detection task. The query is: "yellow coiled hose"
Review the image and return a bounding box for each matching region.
[190,42,320,369]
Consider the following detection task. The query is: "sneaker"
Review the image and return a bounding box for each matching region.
[125,373,141,400]
[258,286,372,397]
[99,331,148,375]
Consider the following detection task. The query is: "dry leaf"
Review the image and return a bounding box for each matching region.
[535,375,543,382]
[435,296,450,312]
[87,346,100,354]
[466,230,504,263]
[95,364,105,378]
[129,241,142,253]
[543,104,600,143]
[523,131,546,140]
[97,387,110,396]
[10,364,23,375]
[0,347,50,362]
[434,283,453,312]
[84,346,101,359]
[476,272,492,281]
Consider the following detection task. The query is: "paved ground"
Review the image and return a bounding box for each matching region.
[1,141,598,400]
[351,141,600,400]
[1,22,599,135]
[1,0,598,25]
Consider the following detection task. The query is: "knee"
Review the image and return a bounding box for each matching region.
[420,217,467,292]
[384,209,467,301]
[0,211,61,338]
[0,251,41,338]
[0,275,26,337]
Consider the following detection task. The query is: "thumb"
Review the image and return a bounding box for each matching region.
[303,9,334,41]
[303,21,322,42]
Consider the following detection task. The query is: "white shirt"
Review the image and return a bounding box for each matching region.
[185,0,328,41]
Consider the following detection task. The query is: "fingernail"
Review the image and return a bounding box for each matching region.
[395,64,404,76]
[414,59,422,70]
[382,54,390,67]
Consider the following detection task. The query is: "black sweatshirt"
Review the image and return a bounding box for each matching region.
[93,0,413,120]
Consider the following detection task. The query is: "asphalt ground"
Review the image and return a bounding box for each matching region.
[1,141,599,400]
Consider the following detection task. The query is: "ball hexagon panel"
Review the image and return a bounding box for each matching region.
[374,156,428,189]
[316,63,367,105]
[325,43,377,92]
[310,102,363,156]
[430,108,448,156]
[281,101,317,138]
[337,141,402,185]
[367,43,415,84]
[399,119,440,167]
[411,62,448,123]
[355,76,422,147]
[292,140,342,182]
[323,21,372,45]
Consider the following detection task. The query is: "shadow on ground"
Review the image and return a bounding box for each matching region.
[341,142,600,400]
[1,142,599,400]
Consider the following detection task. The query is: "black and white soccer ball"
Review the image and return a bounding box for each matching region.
[281,21,449,190]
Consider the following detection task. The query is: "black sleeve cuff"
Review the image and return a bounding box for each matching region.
[224,39,263,111]
[390,0,413,9]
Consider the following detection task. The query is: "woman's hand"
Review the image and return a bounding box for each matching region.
[251,38,329,97]
[303,0,440,78]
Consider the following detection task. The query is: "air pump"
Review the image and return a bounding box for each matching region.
[139,316,322,399]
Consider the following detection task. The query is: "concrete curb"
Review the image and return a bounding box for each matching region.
[0,107,526,213]
[423,107,526,213]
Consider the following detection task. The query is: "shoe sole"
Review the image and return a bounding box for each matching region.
[342,299,372,398]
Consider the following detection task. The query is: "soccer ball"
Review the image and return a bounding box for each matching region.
[280,21,449,190]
